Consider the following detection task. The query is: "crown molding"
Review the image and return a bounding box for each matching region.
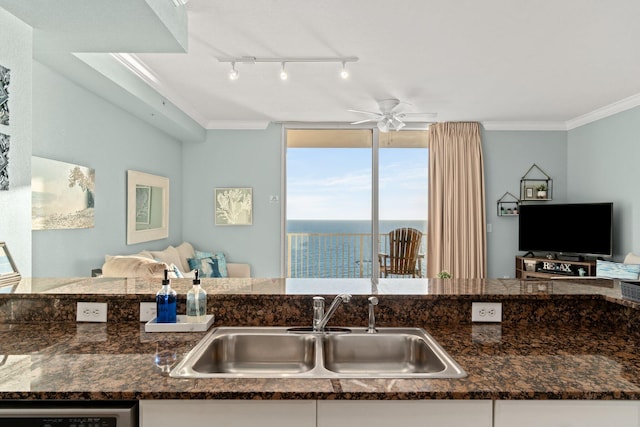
[481,121,567,131]
[205,120,270,130]
[565,92,640,130]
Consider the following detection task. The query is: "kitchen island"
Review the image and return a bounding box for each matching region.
[1,277,640,426]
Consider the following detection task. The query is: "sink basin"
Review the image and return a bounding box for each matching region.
[322,333,446,375]
[170,326,466,379]
[180,329,316,377]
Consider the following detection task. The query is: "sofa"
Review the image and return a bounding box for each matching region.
[100,241,251,278]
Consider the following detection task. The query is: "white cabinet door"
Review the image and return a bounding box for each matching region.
[495,400,640,427]
[140,400,316,427]
[317,400,492,427]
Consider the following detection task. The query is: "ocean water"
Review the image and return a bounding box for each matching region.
[286,220,426,278]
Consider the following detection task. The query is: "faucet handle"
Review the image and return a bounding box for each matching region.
[338,293,352,303]
[312,296,325,331]
[367,296,379,334]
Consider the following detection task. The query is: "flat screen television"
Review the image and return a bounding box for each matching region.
[518,202,613,257]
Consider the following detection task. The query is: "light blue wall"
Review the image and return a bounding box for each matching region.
[568,107,640,260]
[181,125,282,277]
[32,61,184,276]
[482,129,568,278]
[0,9,32,276]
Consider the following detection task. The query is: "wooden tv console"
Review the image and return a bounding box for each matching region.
[515,256,597,279]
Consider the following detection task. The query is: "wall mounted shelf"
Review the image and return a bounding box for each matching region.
[497,191,520,216]
[520,163,553,201]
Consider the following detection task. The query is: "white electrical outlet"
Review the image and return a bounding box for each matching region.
[140,302,157,322]
[76,302,108,323]
[471,302,502,323]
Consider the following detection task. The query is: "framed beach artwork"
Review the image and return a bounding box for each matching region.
[31,156,95,230]
[215,187,253,225]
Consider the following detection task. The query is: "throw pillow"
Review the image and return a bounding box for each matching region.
[175,241,195,272]
[102,256,168,278]
[195,250,228,277]
[624,252,640,265]
[596,260,640,280]
[188,256,227,278]
[150,246,183,271]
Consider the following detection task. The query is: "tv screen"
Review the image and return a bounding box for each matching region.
[518,202,613,257]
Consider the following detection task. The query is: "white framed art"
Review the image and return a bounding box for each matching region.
[215,187,253,225]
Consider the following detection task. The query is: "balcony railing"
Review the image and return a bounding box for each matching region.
[286,232,426,278]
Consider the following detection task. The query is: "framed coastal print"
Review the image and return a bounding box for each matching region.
[0,133,9,190]
[135,185,151,224]
[215,187,253,225]
[0,63,9,126]
[31,156,95,230]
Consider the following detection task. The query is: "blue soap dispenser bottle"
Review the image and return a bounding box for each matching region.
[186,269,207,323]
[156,269,177,323]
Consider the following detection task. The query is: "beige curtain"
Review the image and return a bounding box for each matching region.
[427,122,486,278]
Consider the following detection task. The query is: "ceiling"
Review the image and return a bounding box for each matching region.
[129,0,640,130]
[2,0,640,133]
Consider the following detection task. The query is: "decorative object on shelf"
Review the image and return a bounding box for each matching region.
[0,63,9,126]
[536,184,547,199]
[32,156,95,230]
[0,133,9,190]
[496,191,520,216]
[520,163,553,201]
[215,187,253,225]
[436,271,451,279]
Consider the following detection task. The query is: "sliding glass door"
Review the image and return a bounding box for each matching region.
[285,128,427,279]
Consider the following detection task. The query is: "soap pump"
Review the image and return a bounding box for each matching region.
[156,269,177,323]
[186,269,207,323]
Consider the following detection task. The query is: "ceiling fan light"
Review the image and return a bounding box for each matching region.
[229,62,239,80]
[391,117,405,131]
[340,62,349,79]
[377,120,390,133]
[280,62,288,80]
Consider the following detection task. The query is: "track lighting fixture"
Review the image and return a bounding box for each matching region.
[218,56,358,81]
[228,62,239,80]
[340,61,349,79]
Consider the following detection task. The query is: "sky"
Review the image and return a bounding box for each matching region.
[287,147,428,220]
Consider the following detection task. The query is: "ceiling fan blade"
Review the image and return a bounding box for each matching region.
[396,112,438,119]
[350,119,376,125]
[347,109,382,116]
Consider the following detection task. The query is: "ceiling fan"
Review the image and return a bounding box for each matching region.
[348,99,437,132]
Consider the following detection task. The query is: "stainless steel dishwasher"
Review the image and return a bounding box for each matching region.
[0,400,138,427]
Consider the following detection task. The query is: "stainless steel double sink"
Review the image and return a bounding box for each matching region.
[170,327,466,379]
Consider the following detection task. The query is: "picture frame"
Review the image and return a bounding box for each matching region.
[524,186,536,200]
[0,242,20,285]
[215,187,253,225]
[32,156,95,230]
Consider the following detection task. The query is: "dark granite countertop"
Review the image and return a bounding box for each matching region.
[1,277,639,401]
[0,321,639,400]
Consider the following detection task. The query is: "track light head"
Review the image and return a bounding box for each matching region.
[340,61,349,79]
[229,62,239,80]
[280,62,288,80]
